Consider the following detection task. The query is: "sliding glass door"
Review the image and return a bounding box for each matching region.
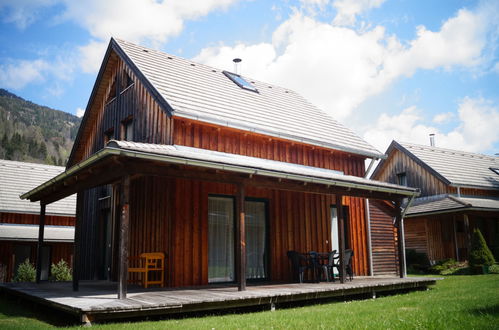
[208,196,235,283]
[245,200,268,280]
[208,196,269,283]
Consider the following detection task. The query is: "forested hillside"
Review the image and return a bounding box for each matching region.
[0,89,81,166]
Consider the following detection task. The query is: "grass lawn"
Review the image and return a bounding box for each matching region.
[1,275,498,329]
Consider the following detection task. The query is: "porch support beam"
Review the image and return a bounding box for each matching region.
[118,175,131,299]
[73,193,83,291]
[336,195,346,284]
[236,183,246,291]
[395,200,406,278]
[35,203,46,283]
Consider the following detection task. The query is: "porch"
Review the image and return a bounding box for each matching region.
[0,276,438,325]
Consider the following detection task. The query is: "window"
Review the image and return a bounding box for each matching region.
[106,78,117,104]
[397,172,407,186]
[223,71,258,92]
[490,167,499,176]
[121,118,133,141]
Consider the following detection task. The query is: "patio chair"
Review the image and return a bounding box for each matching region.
[308,251,323,283]
[128,252,165,288]
[321,250,338,282]
[332,249,354,281]
[287,251,308,283]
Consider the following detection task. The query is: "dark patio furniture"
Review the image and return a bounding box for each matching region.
[321,250,338,282]
[308,251,323,283]
[287,250,308,283]
[333,249,354,281]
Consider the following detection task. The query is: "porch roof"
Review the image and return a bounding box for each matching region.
[21,141,418,205]
[406,194,499,217]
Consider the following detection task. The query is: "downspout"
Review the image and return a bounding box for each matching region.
[364,158,377,276]
[399,192,418,277]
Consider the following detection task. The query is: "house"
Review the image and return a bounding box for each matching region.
[21,38,418,299]
[371,140,499,263]
[0,160,75,281]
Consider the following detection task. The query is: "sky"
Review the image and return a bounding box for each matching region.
[0,0,498,156]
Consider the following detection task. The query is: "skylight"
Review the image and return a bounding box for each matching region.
[490,167,499,176]
[223,71,258,92]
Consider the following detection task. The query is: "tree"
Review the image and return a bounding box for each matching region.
[469,228,495,273]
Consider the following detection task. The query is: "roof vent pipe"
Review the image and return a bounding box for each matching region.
[429,133,435,147]
[233,58,242,75]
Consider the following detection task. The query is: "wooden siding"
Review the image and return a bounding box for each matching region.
[122,177,369,288]
[373,149,448,197]
[0,212,74,226]
[368,202,399,275]
[404,218,427,254]
[72,55,173,165]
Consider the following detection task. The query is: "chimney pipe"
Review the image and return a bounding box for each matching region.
[233,58,242,74]
[429,133,435,147]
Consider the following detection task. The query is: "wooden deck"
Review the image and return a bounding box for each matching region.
[0,276,438,324]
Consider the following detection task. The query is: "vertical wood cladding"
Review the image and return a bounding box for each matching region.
[373,149,448,197]
[125,176,369,288]
[74,56,173,165]
[0,212,74,226]
[404,218,428,254]
[368,202,399,275]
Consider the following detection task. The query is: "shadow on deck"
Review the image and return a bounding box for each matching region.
[0,276,439,325]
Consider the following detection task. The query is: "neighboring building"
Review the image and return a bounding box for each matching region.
[0,160,76,281]
[371,141,499,263]
[22,38,417,297]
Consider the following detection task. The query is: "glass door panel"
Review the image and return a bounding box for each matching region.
[245,200,268,280]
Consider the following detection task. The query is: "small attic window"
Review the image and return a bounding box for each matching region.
[490,167,499,176]
[223,71,258,92]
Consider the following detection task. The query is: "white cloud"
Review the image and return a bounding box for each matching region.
[0,59,49,89]
[332,0,386,26]
[78,40,108,74]
[433,112,454,124]
[194,4,495,121]
[363,97,499,153]
[75,107,85,118]
[0,0,56,29]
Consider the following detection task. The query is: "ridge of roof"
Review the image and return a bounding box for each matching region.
[111,38,384,159]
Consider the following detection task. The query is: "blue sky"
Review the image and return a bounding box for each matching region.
[0,0,498,155]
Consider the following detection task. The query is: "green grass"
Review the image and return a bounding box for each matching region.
[1,275,498,329]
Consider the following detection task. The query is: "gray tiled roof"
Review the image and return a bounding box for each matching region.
[109,140,416,195]
[399,142,499,189]
[114,39,383,159]
[0,160,76,216]
[0,224,74,242]
[406,194,499,216]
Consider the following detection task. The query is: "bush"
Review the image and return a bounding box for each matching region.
[50,260,72,281]
[13,259,36,282]
[469,229,495,273]
[488,264,499,274]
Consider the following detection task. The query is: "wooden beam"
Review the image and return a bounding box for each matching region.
[395,200,406,278]
[118,176,130,299]
[336,195,346,284]
[236,184,246,291]
[73,192,83,291]
[35,203,46,283]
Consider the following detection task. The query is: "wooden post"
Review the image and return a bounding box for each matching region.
[395,200,406,278]
[236,183,246,291]
[36,203,46,283]
[336,195,346,284]
[453,216,460,261]
[463,214,471,260]
[118,176,130,299]
[73,193,83,291]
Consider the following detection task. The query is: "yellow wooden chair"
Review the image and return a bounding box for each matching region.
[128,252,165,288]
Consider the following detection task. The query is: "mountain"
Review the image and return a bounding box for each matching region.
[0,89,81,166]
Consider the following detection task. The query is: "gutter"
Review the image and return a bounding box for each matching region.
[399,193,416,278]
[22,146,417,201]
[363,157,377,276]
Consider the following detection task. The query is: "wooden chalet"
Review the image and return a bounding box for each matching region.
[0,160,75,282]
[21,38,420,301]
[371,141,499,263]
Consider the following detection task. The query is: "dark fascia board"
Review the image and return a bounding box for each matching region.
[67,40,115,167]
[110,38,174,116]
[67,38,175,167]
[370,140,451,186]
